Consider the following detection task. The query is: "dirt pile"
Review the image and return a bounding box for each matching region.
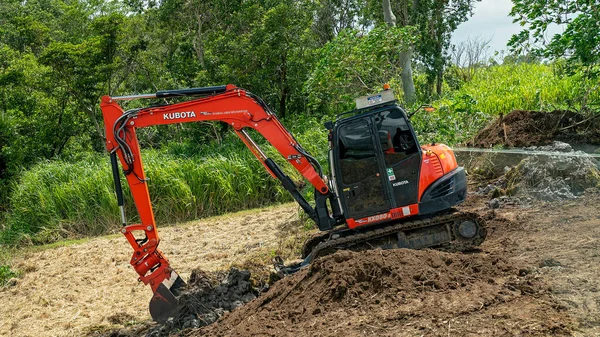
[186,248,571,337]
[468,110,600,147]
[146,268,257,337]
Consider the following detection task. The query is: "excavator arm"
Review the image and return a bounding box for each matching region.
[100,84,341,322]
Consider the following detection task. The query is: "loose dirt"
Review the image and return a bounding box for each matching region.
[0,203,306,337]
[191,247,570,337]
[468,110,600,148]
[2,175,600,337]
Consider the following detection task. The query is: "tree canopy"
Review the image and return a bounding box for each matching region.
[509,0,600,72]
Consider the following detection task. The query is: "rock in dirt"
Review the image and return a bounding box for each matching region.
[146,267,257,337]
[505,142,600,201]
[488,198,501,209]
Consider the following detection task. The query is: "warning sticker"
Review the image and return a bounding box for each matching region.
[402,206,410,216]
[386,168,396,181]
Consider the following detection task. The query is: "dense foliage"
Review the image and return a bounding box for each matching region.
[0,0,598,245]
[509,0,600,70]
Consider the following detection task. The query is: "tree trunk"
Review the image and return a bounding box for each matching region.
[194,13,205,68]
[279,54,288,118]
[383,0,416,104]
[436,68,443,96]
[382,0,396,27]
[399,48,417,104]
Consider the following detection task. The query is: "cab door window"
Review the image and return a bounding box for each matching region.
[337,119,389,217]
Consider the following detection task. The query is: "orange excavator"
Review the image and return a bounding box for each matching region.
[100,84,486,323]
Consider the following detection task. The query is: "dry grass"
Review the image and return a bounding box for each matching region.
[0,203,311,337]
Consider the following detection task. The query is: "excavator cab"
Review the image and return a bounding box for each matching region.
[328,92,423,227]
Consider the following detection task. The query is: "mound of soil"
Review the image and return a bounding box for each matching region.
[147,268,258,337]
[468,110,600,148]
[188,248,571,336]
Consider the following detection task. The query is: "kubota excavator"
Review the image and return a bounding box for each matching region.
[100,84,486,323]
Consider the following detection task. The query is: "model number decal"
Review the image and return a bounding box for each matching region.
[368,213,390,222]
[356,213,391,224]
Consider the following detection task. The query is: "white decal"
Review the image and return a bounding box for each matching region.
[393,180,409,187]
[402,206,410,216]
[163,111,197,120]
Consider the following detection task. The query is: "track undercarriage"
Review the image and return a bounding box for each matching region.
[276,210,486,274]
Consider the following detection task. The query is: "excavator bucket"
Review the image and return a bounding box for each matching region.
[149,272,186,324]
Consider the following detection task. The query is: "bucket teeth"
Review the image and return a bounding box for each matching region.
[149,274,186,323]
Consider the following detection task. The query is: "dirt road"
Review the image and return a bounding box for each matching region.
[1,190,599,337]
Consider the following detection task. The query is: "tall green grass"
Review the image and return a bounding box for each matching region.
[1,149,291,245]
[439,63,596,114]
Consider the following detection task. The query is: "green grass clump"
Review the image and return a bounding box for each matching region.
[0,264,18,287]
[1,148,291,245]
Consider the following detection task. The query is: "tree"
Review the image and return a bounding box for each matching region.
[305,25,417,114]
[312,0,369,46]
[509,0,600,71]
[450,36,491,82]
[375,0,480,99]
[383,0,416,104]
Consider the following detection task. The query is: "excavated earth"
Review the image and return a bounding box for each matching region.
[190,247,571,336]
[467,110,600,147]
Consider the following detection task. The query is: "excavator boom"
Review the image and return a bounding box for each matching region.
[100,85,341,322]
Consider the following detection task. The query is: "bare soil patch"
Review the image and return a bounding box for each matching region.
[0,203,306,337]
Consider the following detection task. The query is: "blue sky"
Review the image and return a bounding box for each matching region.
[451,0,564,54]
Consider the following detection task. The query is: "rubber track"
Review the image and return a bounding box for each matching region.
[304,211,486,263]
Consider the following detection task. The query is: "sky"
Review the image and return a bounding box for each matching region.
[451,0,563,56]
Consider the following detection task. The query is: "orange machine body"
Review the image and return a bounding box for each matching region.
[100,84,469,322]
[100,85,332,295]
